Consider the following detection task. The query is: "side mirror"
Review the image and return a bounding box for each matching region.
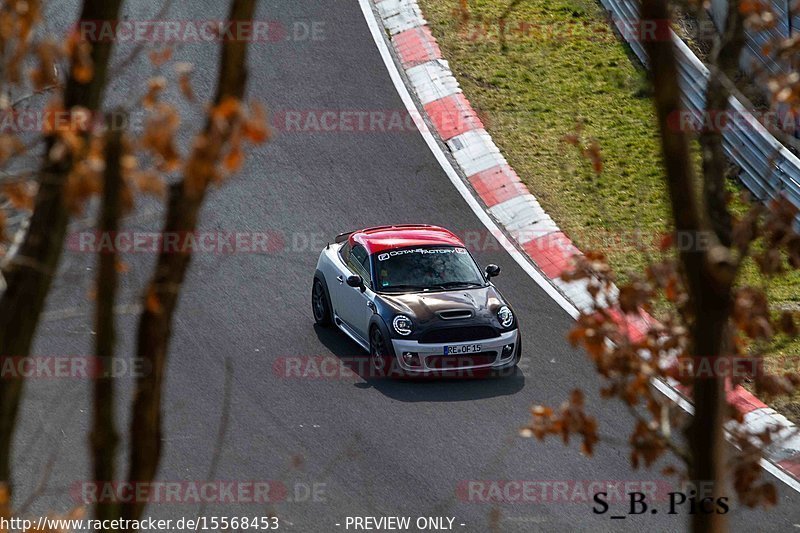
[485,264,501,279]
[346,275,365,291]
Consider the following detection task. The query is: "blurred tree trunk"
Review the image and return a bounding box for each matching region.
[640,1,734,532]
[91,113,124,523]
[700,0,744,246]
[0,0,122,496]
[121,0,257,523]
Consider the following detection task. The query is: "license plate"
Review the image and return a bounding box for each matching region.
[444,344,481,355]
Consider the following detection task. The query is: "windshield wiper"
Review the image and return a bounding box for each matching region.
[380,284,430,292]
[435,281,485,289]
[381,281,484,292]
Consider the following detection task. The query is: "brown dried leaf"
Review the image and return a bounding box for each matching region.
[212,96,241,122]
[242,101,270,143]
[658,232,674,251]
[178,71,194,101]
[223,144,243,172]
[131,170,166,198]
[143,76,167,109]
[584,139,603,175]
[1,182,34,210]
[0,134,25,165]
[67,34,93,83]
[778,311,798,337]
[148,47,173,67]
[145,287,162,313]
[561,133,579,146]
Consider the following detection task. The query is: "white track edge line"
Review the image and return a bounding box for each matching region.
[356,0,800,494]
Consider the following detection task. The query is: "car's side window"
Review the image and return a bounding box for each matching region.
[339,241,352,264]
[357,248,371,271]
[359,254,372,287]
[348,244,372,288]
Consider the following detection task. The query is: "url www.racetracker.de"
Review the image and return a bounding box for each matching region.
[0,516,281,531]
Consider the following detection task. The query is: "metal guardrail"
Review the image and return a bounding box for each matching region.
[710,0,799,78]
[599,0,800,218]
[710,0,799,140]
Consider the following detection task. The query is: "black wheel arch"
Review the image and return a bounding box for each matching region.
[313,269,334,317]
[368,314,397,359]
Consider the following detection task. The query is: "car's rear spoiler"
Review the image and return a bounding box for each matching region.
[335,224,435,245]
[334,231,354,244]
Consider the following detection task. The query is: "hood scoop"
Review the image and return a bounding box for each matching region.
[437,309,474,320]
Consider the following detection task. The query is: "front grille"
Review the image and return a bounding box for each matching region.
[426,352,498,369]
[418,326,500,344]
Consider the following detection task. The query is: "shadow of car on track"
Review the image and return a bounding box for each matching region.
[312,324,525,402]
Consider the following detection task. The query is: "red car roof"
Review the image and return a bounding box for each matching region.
[349,225,464,255]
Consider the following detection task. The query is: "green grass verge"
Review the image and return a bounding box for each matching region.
[418,0,668,278]
[416,0,800,421]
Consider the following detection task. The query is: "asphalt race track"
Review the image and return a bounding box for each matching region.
[9,1,800,531]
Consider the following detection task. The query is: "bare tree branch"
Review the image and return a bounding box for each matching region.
[15,447,57,516]
[122,0,257,523]
[0,0,122,497]
[700,0,746,247]
[197,358,233,519]
[498,0,525,52]
[640,1,736,531]
[90,111,124,523]
[110,0,175,74]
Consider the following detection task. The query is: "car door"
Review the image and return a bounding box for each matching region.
[337,244,374,340]
[329,242,354,319]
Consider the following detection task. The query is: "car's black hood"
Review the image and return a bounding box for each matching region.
[375,285,506,325]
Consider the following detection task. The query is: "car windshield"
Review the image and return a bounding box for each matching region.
[374,246,485,292]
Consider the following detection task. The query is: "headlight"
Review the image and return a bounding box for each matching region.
[392,315,413,336]
[497,306,514,328]
[392,315,414,335]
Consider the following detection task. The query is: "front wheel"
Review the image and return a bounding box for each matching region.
[369,327,395,378]
[312,278,332,326]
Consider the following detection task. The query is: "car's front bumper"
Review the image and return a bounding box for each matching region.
[389,329,519,374]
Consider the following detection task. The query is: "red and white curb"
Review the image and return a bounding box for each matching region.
[365,0,800,487]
